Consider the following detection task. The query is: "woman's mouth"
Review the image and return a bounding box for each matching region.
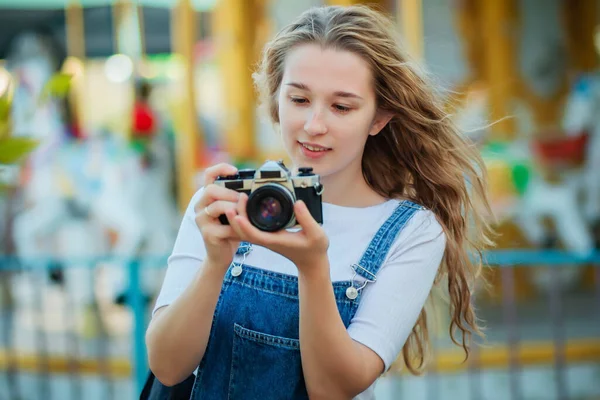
[298,141,332,159]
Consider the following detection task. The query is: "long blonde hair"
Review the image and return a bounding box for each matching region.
[253,5,494,374]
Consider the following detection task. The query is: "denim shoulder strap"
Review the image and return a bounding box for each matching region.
[354,200,424,281]
[236,242,252,256]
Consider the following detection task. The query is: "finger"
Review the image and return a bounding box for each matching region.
[202,163,238,186]
[293,200,320,236]
[233,215,265,243]
[203,224,239,240]
[237,193,249,219]
[229,194,251,239]
[226,208,246,239]
[200,200,239,221]
[232,214,289,247]
[195,185,240,211]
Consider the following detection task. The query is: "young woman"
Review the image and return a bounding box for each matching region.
[145,5,493,399]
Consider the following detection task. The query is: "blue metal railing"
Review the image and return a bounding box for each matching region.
[0,255,167,398]
[483,249,600,265]
[1,250,599,398]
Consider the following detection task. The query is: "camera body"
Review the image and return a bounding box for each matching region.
[214,160,323,232]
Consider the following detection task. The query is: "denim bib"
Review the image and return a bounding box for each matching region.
[190,201,423,399]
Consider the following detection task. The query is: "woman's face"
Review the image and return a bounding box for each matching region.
[277,44,389,183]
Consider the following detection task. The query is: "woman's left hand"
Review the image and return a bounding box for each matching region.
[225,193,329,272]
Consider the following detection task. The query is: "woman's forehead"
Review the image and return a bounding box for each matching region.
[282,44,373,97]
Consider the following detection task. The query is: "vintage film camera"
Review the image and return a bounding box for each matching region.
[214,160,323,232]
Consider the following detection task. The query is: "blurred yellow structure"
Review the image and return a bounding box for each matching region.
[212,0,262,162]
[3,337,599,377]
[170,0,204,211]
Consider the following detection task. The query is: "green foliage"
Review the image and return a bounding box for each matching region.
[0,72,72,191]
[0,73,72,168]
[0,86,13,140]
[39,73,72,103]
[0,137,39,164]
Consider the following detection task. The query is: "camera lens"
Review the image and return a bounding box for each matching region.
[259,197,282,219]
[247,184,294,232]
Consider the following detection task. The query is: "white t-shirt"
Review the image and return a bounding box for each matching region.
[154,189,446,399]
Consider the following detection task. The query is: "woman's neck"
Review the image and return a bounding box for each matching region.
[319,170,387,208]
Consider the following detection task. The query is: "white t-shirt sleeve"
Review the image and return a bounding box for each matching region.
[152,188,207,315]
[346,210,445,372]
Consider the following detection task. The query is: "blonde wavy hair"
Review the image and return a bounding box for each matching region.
[253,5,494,374]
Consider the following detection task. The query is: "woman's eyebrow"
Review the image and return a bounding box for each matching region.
[285,82,363,100]
[285,82,310,90]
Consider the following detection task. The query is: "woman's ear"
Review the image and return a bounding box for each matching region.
[369,110,394,136]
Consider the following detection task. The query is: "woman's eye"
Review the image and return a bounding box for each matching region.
[334,104,351,113]
[291,97,308,104]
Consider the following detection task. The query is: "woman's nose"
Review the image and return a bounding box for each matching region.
[303,109,328,136]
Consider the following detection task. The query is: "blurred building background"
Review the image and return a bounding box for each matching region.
[0,0,599,399]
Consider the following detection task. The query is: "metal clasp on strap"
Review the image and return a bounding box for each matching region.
[231,243,252,277]
[346,263,377,300]
[237,242,252,256]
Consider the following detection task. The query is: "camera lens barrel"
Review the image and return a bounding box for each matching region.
[246,183,295,232]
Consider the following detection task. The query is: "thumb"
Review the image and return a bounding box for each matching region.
[294,200,319,234]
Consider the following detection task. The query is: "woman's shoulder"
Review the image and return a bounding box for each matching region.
[390,205,446,258]
[371,198,444,237]
[404,206,444,238]
[387,198,443,234]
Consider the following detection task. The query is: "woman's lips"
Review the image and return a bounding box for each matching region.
[298,141,332,159]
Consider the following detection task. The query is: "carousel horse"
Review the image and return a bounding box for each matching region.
[453,82,594,293]
[5,31,103,334]
[515,73,600,256]
[513,74,600,291]
[7,31,178,335]
[561,73,600,237]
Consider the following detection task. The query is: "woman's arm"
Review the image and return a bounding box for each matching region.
[145,259,227,386]
[298,212,445,398]
[146,164,242,386]
[298,261,385,399]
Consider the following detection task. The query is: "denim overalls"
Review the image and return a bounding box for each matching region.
[190,201,422,399]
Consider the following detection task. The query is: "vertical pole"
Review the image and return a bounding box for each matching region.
[212,0,257,163]
[64,1,85,137]
[549,267,568,399]
[501,267,522,400]
[397,0,424,61]
[111,1,150,395]
[129,259,147,396]
[66,1,86,59]
[171,0,203,210]
[563,0,598,73]
[136,2,147,58]
[481,0,517,141]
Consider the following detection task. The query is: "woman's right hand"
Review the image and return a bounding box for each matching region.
[194,163,242,269]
